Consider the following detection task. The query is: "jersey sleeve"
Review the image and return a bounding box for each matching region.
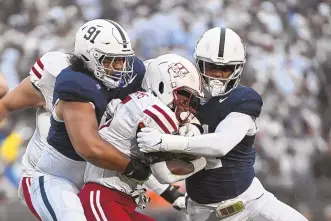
[140,101,179,135]
[29,51,69,111]
[232,88,263,118]
[54,70,103,106]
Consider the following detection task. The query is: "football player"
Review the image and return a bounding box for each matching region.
[0,51,70,220]
[0,19,147,221]
[137,28,308,221]
[79,54,206,221]
[0,28,186,221]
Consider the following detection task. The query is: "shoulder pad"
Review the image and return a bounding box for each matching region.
[29,51,69,111]
[55,68,106,104]
[41,51,70,77]
[30,51,69,81]
[229,86,263,118]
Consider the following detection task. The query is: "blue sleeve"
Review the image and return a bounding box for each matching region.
[232,88,263,118]
[55,71,101,104]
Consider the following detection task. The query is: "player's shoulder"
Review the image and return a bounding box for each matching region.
[39,51,70,77]
[55,67,106,103]
[228,85,262,102]
[226,85,263,118]
[30,51,70,83]
[124,91,155,110]
[57,66,99,86]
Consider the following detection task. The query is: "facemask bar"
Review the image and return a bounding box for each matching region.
[196,58,243,96]
[90,49,135,89]
[172,87,201,125]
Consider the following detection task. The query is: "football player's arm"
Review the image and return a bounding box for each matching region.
[160,112,255,157]
[143,175,185,204]
[57,100,130,172]
[0,77,45,121]
[150,157,206,184]
[0,72,8,98]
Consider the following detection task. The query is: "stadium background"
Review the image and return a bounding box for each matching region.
[0,0,330,220]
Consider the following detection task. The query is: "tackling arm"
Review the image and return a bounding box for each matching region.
[150,157,206,184]
[57,100,130,172]
[161,112,255,157]
[0,77,45,121]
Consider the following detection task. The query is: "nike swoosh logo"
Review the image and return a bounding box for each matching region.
[219,97,228,103]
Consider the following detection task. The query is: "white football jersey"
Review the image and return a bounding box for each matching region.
[84,91,179,194]
[21,51,70,176]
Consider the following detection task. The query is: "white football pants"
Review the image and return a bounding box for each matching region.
[30,147,87,221]
[187,177,308,221]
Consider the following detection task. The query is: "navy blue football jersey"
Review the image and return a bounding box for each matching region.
[186,85,263,204]
[47,57,145,161]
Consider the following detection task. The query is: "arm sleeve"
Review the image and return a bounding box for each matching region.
[161,112,256,157]
[54,72,101,105]
[143,175,170,195]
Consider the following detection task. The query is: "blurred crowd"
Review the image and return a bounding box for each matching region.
[0,0,331,220]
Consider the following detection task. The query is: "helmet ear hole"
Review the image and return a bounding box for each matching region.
[158,82,164,94]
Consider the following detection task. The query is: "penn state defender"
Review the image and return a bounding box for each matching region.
[137,28,308,221]
[29,19,150,221]
[0,55,188,221]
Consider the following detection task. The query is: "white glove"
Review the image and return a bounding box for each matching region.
[137,127,163,153]
[138,127,190,153]
[172,192,188,214]
[179,123,202,137]
[106,98,122,118]
[130,188,150,209]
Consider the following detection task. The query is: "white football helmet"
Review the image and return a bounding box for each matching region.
[74,19,135,89]
[142,54,204,124]
[194,27,246,97]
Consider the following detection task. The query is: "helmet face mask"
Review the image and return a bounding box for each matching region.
[90,49,135,88]
[142,54,204,125]
[197,58,243,97]
[172,87,201,124]
[194,27,246,97]
[74,19,135,89]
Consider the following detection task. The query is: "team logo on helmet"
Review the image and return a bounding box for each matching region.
[167,62,190,79]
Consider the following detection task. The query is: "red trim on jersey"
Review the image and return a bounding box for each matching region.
[122,96,132,104]
[37,59,44,70]
[99,119,112,130]
[152,105,178,132]
[31,66,42,79]
[143,109,170,134]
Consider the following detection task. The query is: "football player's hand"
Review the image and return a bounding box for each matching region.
[179,123,202,137]
[124,158,151,181]
[137,127,163,153]
[172,192,189,214]
[130,188,150,209]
